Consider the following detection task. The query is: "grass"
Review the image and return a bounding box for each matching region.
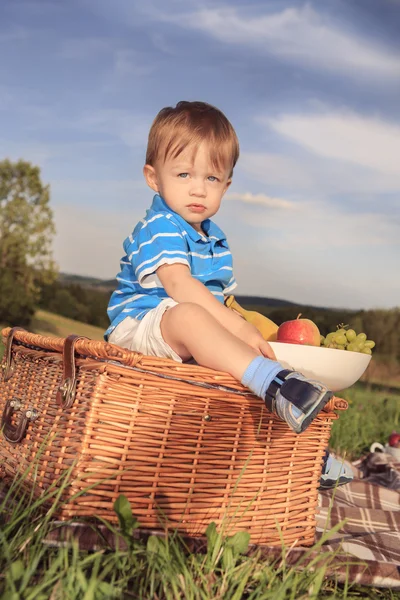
[0,309,105,360]
[1,311,400,597]
[330,382,400,459]
[1,451,399,600]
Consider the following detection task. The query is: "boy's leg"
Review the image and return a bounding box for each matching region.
[161,302,332,434]
[161,302,260,378]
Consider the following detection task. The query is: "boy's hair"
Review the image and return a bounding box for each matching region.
[146,101,239,177]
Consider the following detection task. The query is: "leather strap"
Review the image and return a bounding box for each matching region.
[1,398,38,444]
[56,335,87,409]
[279,378,324,414]
[264,369,292,413]
[1,327,26,382]
[265,370,328,415]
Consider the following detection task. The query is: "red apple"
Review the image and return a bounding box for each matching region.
[388,432,400,448]
[277,314,321,346]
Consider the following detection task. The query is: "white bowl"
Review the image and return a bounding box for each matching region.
[268,341,371,392]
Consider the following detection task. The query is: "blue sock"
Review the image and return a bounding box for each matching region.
[241,356,283,399]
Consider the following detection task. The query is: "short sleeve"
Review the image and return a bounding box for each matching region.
[127,215,190,288]
[224,275,238,294]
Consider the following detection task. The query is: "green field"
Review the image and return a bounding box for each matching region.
[1,311,399,598]
[0,309,105,360]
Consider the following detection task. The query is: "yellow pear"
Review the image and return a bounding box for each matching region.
[225,295,278,341]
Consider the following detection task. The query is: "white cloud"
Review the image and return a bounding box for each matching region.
[238,110,400,197]
[227,191,298,210]
[222,192,400,249]
[239,150,400,196]
[267,111,400,175]
[153,3,400,80]
[223,198,400,309]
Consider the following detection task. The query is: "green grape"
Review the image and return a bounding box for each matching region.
[347,342,357,352]
[336,328,347,336]
[325,332,336,342]
[324,333,335,346]
[335,334,347,346]
[346,329,356,342]
[327,342,338,349]
[320,335,325,346]
[356,333,367,343]
[337,344,346,351]
[361,347,372,355]
[364,340,375,349]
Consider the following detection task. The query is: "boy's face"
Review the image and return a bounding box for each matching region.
[143,142,232,232]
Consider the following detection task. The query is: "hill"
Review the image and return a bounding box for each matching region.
[30,309,105,340]
[59,272,336,311]
[59,273,115,293]
[0,310,105,359]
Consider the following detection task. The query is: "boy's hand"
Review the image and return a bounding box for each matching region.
[235,320,277,360]
[156,264,276,360]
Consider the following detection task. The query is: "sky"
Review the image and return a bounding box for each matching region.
[1,0,399,311]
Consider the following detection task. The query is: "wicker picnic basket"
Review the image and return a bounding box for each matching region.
[0,326,347,546]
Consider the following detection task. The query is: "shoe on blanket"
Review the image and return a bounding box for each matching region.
[264,370,333,434]
[319,450,353,490]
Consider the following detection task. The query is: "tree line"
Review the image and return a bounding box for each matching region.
[39,280,110,329]
[262,305,400,364]
[39,286,400,362]
[0,159,399,363]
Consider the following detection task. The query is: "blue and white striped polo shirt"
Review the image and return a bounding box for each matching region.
[105,194,237,339]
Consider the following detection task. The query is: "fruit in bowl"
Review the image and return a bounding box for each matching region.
[277,314,320,346]
[271,318,375,391]
[269,341,371,392]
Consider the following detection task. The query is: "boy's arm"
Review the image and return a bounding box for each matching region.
[157,263,275,358]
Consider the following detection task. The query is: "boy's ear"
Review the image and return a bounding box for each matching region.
[223,178,232,195]
[143,164,159,193]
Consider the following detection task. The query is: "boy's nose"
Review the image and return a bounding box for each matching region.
[189,179,206,197]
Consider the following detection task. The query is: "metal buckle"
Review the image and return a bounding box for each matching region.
[1,398,39,444]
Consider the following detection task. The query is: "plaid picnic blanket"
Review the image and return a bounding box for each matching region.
[313,455,400,589]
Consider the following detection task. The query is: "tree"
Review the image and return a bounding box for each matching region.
[0,159,57,326]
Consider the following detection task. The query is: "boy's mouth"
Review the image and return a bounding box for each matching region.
[187,203,206,213]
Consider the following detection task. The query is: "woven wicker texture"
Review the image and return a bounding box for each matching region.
[0,327,347,546]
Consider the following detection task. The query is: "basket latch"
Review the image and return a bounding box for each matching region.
[1,398,39,443]
[56,335,87,409]
[0,327,26,382]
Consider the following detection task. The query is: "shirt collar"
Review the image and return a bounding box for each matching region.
[150,194,226,243]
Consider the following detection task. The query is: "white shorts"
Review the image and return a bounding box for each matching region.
[108,298,183,362]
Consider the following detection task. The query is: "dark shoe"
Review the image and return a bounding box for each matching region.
[264,370,333,434]
[319,449,353,490]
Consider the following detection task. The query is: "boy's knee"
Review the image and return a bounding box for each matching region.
[164,302,208,324]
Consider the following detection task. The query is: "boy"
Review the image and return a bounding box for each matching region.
[106,101,352,484]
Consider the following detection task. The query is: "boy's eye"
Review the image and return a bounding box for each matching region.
[208,176,219,182]
[178,173,189,178]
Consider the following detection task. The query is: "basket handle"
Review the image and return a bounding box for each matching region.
[56,335,88,409]
[327,396,348,411]
[0,326,26,382]
[1,398,39,443]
